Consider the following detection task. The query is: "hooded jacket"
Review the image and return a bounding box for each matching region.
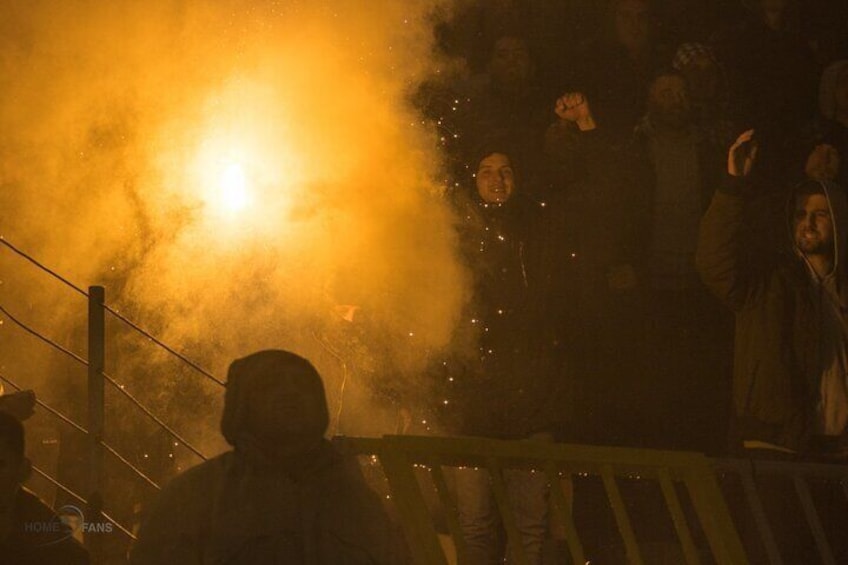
[131,350,401,565]
[696,177,848,454]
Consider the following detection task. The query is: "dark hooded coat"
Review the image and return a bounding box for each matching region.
[696,177,848,454]
[432,149,569,440]
[130,351,400,565]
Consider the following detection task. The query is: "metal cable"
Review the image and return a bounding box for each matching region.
[102,373,207,461]
[0,236,223,386]
[0,236,88,297]
[0,310,204,471]
[0,373,90,435]
[30,465,88,504]
[103,306,224,387]
[0,305,88,367]
[98,509,137,541]
[29,466,137,541]
[0,308,206,459]
[100,441,161,491]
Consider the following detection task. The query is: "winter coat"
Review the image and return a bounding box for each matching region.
[435,191,566,440]
[130,446,400,565]
[696,176,848,453]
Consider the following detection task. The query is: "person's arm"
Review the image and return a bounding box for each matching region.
[695,129,758,311]
[543,92,604,189]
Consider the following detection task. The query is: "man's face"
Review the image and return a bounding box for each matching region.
[615,0,651,53]
[476,153,515,204]
[794,193,834,256]
[648,74,691,130]
[488,36,532,89]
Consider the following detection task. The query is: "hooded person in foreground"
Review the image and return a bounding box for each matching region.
[130,350,401,565]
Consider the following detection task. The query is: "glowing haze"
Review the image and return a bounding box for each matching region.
[0,0,468,445]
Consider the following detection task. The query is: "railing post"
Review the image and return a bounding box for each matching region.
[87,285,105,555]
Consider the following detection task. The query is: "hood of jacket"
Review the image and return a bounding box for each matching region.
[788,180,848,305]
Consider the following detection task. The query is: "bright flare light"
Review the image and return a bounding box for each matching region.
[217,161,250,213]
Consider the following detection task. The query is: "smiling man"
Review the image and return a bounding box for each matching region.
[697,129,848,459]
[794,191,835,269]
[696,129,848,560]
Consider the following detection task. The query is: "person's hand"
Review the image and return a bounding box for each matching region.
[554,92,596,131]
[805,144,840,182]
[727,129,758,177]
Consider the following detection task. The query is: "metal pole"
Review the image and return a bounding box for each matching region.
[87,285,105,554]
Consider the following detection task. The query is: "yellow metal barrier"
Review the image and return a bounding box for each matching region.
[337,435,749,565]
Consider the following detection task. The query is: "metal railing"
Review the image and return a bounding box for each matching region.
[0,235,224,553]
[337,436,848,565]
[338,435,749,565]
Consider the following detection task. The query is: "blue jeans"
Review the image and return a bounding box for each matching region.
[454,436,550,565]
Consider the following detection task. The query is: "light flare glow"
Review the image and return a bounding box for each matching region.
[217,161,250,214]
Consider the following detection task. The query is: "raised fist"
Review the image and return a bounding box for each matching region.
[554,92,595,131]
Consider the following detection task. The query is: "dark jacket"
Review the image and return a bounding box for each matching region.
[0,489,89,565]
[696,176,848,453]
[435,189,565,440]
[131,447,401,565]
[626,119,729,275]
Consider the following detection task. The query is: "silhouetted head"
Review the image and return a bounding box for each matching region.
[647,69,691,131]
[672,43,723,110]
[220,350,329,453]
[487,35,534,92]
[609,0,652,55]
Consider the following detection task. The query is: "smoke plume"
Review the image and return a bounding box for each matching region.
[0,0,468,457]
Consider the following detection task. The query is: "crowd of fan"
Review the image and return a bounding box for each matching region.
[4,1,848,563]
[406,0,848,456]
[398,3,848,560]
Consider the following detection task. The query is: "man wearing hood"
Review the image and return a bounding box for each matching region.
[130,350,400,565]
[697,129,848,560]
[697,129,848,458]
